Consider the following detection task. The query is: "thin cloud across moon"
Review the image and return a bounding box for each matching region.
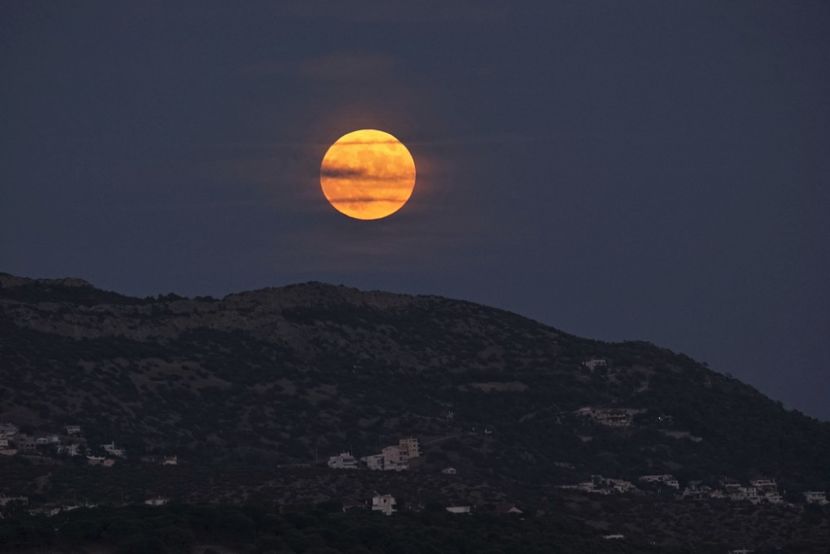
[319,129,416,220]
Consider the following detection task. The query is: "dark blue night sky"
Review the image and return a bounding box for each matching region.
[2,1,828,419]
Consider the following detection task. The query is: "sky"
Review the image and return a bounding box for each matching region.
[2,1,829,420]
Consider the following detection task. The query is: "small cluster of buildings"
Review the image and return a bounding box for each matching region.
[639,474,680,489]
[558,475,830,508]
[0,421,179,469]
[559,475,637,495]
[574,407,643,427]
[581,358,608,371]
[328,437,421,472]
[0,423,88,458]
[803,490,828,505]
[75,441,126,467]
[85,441,126,467]
[681,478,784,505]
[0,495,29,508]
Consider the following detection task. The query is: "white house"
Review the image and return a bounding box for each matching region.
[575,407,641,427]
[162,456,178,466]
[145,497,169,507]
[582,358,608,371]
[804,491,829,505]
[101,442,125,458]
[33,435,60,446]
[361,454,384,471]
[594,475,636,494]
[750,479,777,491]
[445,506,472,514]
[57,444,80,457]
[64,425,82,436]
[328,452,359,470]
[371,494,397,516]
[639,474,680,489]
[442,467,457,475]
[381,445,408,471]
[602,534,625,540]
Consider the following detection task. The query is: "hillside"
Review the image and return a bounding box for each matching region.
[1,272,829,552]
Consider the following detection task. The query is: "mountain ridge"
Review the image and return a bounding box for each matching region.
[1,271,829,492]
[3,271,830,551]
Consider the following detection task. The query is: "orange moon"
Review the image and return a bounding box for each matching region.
[319,129,416,220]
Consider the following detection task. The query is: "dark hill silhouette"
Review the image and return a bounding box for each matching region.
[1,273,829,552]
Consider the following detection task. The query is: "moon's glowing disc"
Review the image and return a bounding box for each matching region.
[320,129,416,220]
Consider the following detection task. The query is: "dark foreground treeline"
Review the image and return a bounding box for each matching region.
[0,502,670,554]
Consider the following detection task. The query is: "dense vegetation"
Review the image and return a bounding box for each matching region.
[1,501,828,554]
[1,273,829,552]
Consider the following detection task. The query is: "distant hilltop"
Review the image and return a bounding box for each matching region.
[0,272,93,289]
[1,271,829,505]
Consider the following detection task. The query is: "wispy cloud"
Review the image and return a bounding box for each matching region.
[320,166,413,182]
[243,51,396,81]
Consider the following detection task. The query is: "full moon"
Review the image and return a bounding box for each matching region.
[319,129,416,220]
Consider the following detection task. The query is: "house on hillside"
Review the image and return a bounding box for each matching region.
[57,444,80,457]
[328,452,358,469]
[575,407,642,427]
[681,482,712,500]
[582,358,608,371]
[441,467,457,475]
[446,505,472,514]
[594,475,636,494]
[360,454,384,470]
[725,485,760,504]
[398,437,421,458]
[803,491,829,505]
[748,479,782,503]
[639,474,680,489]
[382,445,408,471]
[750,479,776,491]
[162,456,178,466]
[64,425,82,436]
[145,497,169,507]
[371,494,396,516]
[36,435,60,446]
[101,442,125,458]
[560,475,637,495]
